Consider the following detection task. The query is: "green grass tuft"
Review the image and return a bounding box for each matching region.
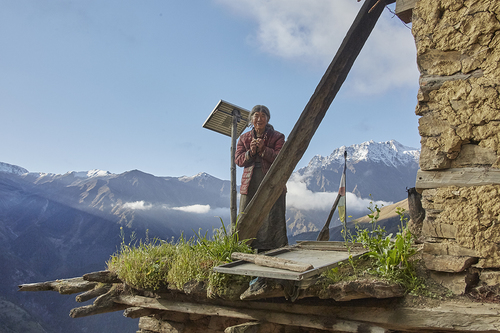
[106,219,253,295]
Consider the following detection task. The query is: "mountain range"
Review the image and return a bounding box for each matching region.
[0,139,419,333]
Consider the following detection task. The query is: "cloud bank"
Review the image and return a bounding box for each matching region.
[286,174,391,217]
[217,0,418,94]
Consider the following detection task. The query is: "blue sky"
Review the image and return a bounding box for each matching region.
[0,0,420,181]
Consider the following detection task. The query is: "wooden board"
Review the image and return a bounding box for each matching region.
[416,167,500,189]
[214,242,366,281]
[395,0,417,23]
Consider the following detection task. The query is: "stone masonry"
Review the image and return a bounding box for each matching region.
[413,0,500,294]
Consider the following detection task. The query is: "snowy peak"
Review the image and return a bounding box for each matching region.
[179,172,212,183]
[0,162,28,175]
[67,169,113,178]
[307,140,419,169]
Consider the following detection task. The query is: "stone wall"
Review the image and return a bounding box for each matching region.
[413,0,500,295]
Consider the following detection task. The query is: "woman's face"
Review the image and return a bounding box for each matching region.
[252,111,268,132]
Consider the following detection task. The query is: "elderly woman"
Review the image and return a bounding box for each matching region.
[235,105,287,252]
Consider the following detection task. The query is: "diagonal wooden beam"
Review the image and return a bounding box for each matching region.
[236,0,390,243]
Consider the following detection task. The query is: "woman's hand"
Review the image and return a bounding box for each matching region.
[250,139,258,156]
[255,138,265,153]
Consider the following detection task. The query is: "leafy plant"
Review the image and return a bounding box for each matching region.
[324,202,424,293]
[355,204,421,291]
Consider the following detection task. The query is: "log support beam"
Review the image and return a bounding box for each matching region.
[115,295,387,333]
[18,277,97,295]
[236,0,390,243]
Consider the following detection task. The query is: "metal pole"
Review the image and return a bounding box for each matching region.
[230,109,241,228]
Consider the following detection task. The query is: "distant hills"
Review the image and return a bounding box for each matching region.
[0,139,419,333]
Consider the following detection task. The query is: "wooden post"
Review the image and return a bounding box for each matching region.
[236,0,389,243]
[230,108,241,227]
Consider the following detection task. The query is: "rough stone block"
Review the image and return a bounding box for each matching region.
[417,49,462,76]
[421,220,456,239]
[423,253,478,272]
[430,271,468,295]
[419,144,451,170]
[325,279,405,301]
[139,316,185,333]
[479,271,500,287]
[450,144,498,167]
[423,242,478,257]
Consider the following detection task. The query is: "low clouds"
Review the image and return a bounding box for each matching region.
[120,201,228,218]
[172,204,211,214]
[122,200,152,210]
[286,174,391,217]
[122,201,213,214]
[216,0,418,94]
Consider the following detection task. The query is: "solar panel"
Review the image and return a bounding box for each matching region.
[203,100,250,137]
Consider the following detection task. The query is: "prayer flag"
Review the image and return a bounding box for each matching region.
[338,154,347,222]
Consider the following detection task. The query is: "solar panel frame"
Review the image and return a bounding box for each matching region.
[203,100,250,137]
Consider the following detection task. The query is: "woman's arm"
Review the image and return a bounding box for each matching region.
[235,133,255,167]
[260,132,285,163]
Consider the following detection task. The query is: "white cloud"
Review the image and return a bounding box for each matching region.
[216,0,419,94]
[286,175,338,210]
[171,204,211,214]
[122,200,152,210]
[120,201,228,217]
[286,174,391,215]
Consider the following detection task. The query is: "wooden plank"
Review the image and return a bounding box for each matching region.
[83,270,122,283]
[231,252,314,272]
[395,0,416,23]
[235,0,388,244]
[18,277,97,294]
[114,295,387,333]
[215,247,365,281]
[395,0,416,11]
[296,241,364,250]
[116,295,500,332]
[416,167,500,189]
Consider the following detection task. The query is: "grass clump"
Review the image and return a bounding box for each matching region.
[106,219,253,295]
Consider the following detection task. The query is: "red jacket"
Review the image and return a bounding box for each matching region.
[235,126,285,195]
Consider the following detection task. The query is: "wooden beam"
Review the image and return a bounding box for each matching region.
[416,167,500,190]
[395,0,417,23]
[123,307,163,319]
[70,303,129,318]
[18,277,97,295]
[75,284,113,303]
[114,295,387,333]
[115,295,500,332]
[83,270,122,283]
[235,0,389,243]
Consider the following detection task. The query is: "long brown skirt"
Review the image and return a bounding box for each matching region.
[238,167,288,251]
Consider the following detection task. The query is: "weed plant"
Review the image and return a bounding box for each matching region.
[107,219,253,295]
[355,205,422,291]
[324,202,424,293]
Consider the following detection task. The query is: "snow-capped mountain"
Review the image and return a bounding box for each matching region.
[296,140,420,202]
[305,140,419,170]
[70,169,112,178]
[0,162,28,175]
